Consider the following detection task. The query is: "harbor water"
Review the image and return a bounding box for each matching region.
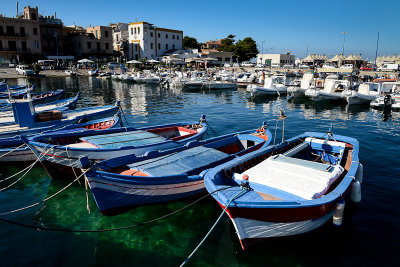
[1,76,399,266]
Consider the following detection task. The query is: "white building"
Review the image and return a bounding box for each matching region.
[257,53,295,66]
[128,22,183,61]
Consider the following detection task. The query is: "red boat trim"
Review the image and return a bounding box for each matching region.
[89,179,204,191]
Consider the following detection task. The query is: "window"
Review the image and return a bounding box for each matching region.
[173,44,175,49]
[150,32,153,37]
[217,57,222,62]
[20,27,25,37]
[0,26,3,35]
[134,28,136,34]
[8,41,16,51]
[158,33,160,38]
[97,43,100,52]
[131,28,133,34]
[34,41,39,49]
[177,35,179,40]
[105,31,109,38]
[21,41,27,52]
[158,43,160,50]
[87,42,91,49]
[135,44,138,52]
[33,27,38,35]
[166,34,168,39]
[116,34,119,41]
[31,13,37,20]
[7,26,15,36]
[172,35,175,39]
[166,44,168,50]
[225,57,230,62]
[138,27,140,34]
[151,43,153,49]
[106,43,109,49]
[0,41,2,51]
[78,42,81,49]
[95,30,98,38]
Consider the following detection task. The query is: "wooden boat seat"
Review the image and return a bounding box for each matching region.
[80,130,166,149]
[127,146,230,177]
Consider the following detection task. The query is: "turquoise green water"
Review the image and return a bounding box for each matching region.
[0,76,399,266]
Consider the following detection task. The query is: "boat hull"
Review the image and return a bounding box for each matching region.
[233,212,333,250]
[87,175,205,215]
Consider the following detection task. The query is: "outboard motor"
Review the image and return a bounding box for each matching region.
[384,95,392,109]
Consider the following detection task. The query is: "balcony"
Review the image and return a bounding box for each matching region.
[0,33,29,38]
[0,48,31,53]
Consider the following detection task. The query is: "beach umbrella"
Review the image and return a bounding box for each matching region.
[126,60,142,64]
[147,59,160,63]
[77,59,94,63]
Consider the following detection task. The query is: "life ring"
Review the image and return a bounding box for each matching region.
[317,81,322,87]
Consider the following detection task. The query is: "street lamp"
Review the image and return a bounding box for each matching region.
[342,31,349,55]
[261,40,265,66]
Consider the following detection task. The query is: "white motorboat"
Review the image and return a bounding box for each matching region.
[247,76,287,96]
[287,73,314,97]
[370,82,400,109]
[305,80,349,102]
[342,82,382,105]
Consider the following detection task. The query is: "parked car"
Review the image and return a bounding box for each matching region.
[283,64,294,68]
[271,64,280,68]
[360,65,374,71]
[298,64,310,69]
[8,62,16,68]
[340,64,354,69]
[242,61,255,67]
[16,65,34,76]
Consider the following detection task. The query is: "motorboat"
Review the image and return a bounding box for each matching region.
[370,82,400,109]
[247,76,287,96]
[287,73,314,97]
[305,80,349,102]
[342,82,383,105]
[204,131,362,250]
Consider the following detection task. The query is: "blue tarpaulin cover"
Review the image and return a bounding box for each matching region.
[128,146,230,176]
[80,130,166,149]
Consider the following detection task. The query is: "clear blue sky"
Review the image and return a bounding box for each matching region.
[3,0,399,60]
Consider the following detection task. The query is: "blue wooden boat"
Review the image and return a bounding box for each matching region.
[0,89,64,106]
[0,92,80,120]
[204,131,363,250]
[25,116,209,180]
[79,125,272,215]
[0,115,120,163]
[0,99,120,139]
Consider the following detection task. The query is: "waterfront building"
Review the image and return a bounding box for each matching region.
[199,49,233,66]
[128,22,183,61]
[203,40,223,50]
[110,22,129,61]
[0,5,42,63]
[257,53,295,66]
[67,25,113,59]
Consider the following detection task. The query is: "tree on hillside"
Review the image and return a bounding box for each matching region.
[235,37,259,62]
[218,34,236,52]
[183,36,199,49]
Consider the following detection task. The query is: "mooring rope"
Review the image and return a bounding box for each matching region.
[0,143,26,159]
[0,186,233,232]
[0,166,91,216]
[0,143,51,185]
[180,187,249,266]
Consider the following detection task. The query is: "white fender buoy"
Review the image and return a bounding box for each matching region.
[355,163,363,184]
[332,198,345,226]
[351,180,362,203]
